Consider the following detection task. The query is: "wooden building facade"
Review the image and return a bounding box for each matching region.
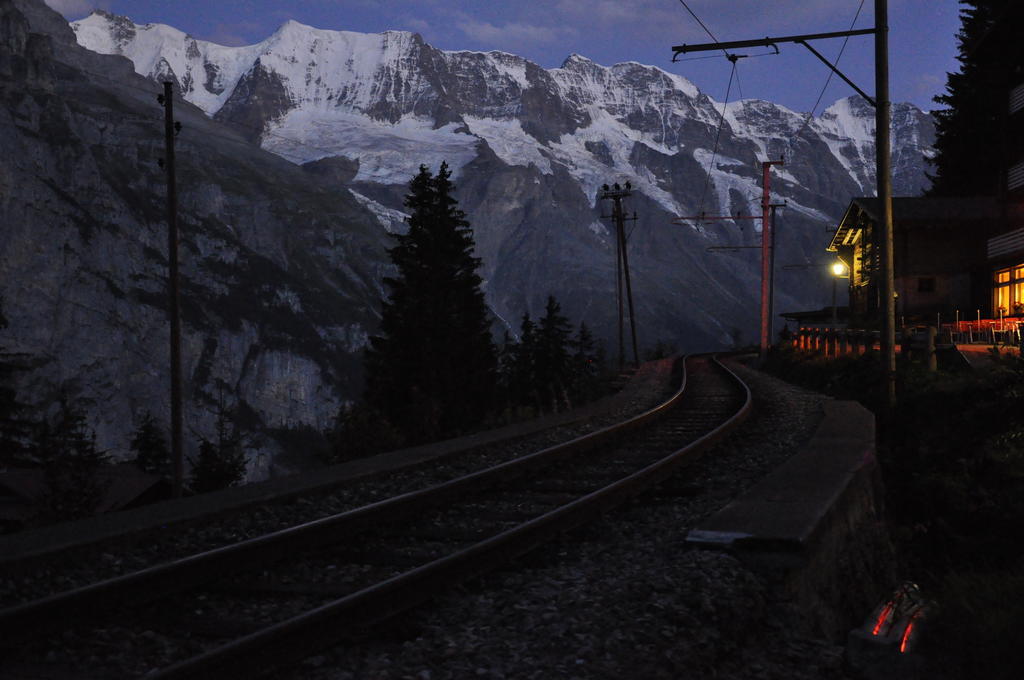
[828,197,1021,323]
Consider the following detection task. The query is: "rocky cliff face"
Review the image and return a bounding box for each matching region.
[1,0,936,475]
[0,0,392,476]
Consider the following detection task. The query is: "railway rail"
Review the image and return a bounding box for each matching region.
[0,354,751,679]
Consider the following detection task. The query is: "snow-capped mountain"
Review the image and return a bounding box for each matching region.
[69,11,934,354]
[0,0,935,472]
[72,11,933,210]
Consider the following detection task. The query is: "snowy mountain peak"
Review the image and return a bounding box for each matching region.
[69,11,933,205]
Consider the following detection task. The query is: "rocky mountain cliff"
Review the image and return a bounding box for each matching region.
[0,0,935,474]
[0,0,393,475]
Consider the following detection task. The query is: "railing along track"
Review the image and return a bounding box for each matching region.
[0,354,751,679]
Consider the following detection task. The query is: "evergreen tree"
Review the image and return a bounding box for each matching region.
[0,298,31,466]
[535,296,573,412]
[130,411,170,478]
[326,403,404,463]
[929,1,1024,196]
[364,162,496,442]
[189,401,246,493]
[495,330,520,415]
[33,396,109,521]
[569,321,604,403]
[508,313,538,410]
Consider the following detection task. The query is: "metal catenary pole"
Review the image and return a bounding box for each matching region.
[674,161,781,361]
[671,6,895,407]
[160,82,184,498]
[768,201,785,341]
[875,0,897,412]
[759,160,784,362]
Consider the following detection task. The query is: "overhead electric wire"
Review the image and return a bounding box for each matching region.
[789,0,866,145]
[676,0,723,45]
[673,0,750,223]
[695,60,737,224]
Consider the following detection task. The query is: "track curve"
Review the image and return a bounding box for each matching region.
[0,354,751,680]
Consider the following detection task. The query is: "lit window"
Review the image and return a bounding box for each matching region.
[996,269,1011,283]
[1015,266,1024,279]
[997,286,1011,314]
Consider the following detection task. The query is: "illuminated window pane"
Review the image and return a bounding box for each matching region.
[997,286,1011,312]
[997,270,1011,283]
[1015,266,1024,279]
[1015,282,1024,312]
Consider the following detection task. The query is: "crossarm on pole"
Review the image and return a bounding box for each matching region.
[671,27,875,58]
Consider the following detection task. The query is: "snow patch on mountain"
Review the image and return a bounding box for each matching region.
[692,148,762,223]
[348,190,409,233]
[463,116,552,174]
[264,111,480,183]
[545,109,682,212]
[813,97,877,191]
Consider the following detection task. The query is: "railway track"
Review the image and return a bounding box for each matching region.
[0,354,750,679]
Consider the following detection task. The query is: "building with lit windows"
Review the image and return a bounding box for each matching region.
[984,76,1024,318]
[828,197,1022,323]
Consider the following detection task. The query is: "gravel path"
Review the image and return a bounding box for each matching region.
[272,359,850,680]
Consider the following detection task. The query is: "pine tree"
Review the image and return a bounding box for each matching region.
[364,162,496,442]
[130,411,170,479]
[929,1,1024,196]
[33,396,109,521]
[569,321,604,404]
[509,313,538,410]
[326,403,404,463]
[535,296,573,412]
[0,298,31,466]
[189,401,246,493]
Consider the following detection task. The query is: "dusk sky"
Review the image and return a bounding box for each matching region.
[45,0,963,114]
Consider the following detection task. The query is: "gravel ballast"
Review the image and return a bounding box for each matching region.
[0,362,676,606]
[273,359,851,680]
[1,358,858,679]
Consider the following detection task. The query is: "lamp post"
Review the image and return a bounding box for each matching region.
[831,261,849,327]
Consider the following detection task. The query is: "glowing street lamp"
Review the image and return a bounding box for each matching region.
[832,260,849,326]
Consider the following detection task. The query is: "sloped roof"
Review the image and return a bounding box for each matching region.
[828,196,1020,251]
[850,196,1008,223]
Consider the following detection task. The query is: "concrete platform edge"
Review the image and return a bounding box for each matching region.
[686,399,877,555]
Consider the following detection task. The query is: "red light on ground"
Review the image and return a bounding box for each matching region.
[899,612,921,653]
[872,602,894,635]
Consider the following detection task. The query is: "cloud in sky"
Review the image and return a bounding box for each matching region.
[43,0,107,17]
[398,16,433,37]
[455,17,575,51]
[205,20,264,47]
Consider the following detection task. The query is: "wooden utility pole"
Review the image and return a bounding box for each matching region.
[158,82,184,498]
[600,183,640,368]
[671,2,896,409]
